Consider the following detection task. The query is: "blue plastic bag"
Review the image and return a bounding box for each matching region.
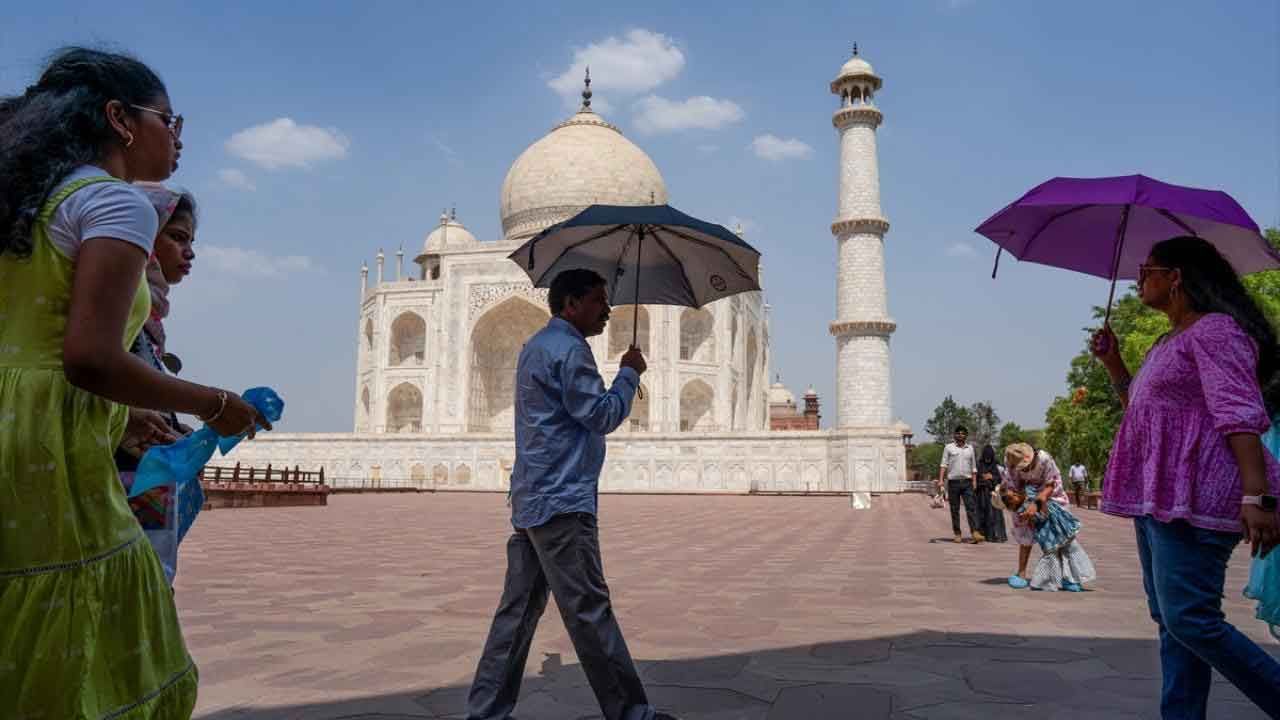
[1250,422,1280,639]
[129,387,284,542]
[1243,550,1280,641]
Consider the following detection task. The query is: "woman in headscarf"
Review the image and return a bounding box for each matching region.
[976,444,1007,543]
[116,182,198,586]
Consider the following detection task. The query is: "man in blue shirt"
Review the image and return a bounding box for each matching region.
[467,269,674,720]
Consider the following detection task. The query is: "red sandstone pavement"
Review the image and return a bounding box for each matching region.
[176,493,1279,719]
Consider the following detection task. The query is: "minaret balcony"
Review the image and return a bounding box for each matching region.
[832,106,883,129]
[831,217,890,236]
[829,319,897,338]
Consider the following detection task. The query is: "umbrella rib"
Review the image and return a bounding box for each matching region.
[1155,209,1198,237]
[1020,204,1092,259]
[610,226,640,300]
[658,225,759,283]
[649,229,701,307]
[530,224,631,287]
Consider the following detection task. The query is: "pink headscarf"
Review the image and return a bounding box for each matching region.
[133,182,197,356]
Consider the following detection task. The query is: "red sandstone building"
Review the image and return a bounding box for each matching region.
[768,377,820,431]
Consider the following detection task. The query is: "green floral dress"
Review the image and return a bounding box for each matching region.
[0,177,197,718]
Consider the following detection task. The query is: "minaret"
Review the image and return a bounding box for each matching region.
[360,260,369,295]
[829,45,894,428]
[395,244,404,281]
[375,248,385,285]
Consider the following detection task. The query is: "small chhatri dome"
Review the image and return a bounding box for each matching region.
[833,43,882,91]
[422,207,477,253]
[500,70,668,241]
[768,375,796,407]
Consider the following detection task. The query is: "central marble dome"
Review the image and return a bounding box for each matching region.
[500,105,668,241]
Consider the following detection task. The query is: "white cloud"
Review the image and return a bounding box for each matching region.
[200,245,319,278]
[945,241,978,257]
[750,134,813,161]
[696,144,720,154]
[548,29,685,108]
[226,118,349,170]
[632,95,744,134]
[217,168,256,191]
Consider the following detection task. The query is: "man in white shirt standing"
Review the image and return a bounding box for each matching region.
[939,426,983,543]
[1068,462,1089,508]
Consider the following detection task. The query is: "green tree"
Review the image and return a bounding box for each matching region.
[911,442,944,478]
[998,421,1027,448]
[924,396,975,444]
[968,401,1001,449]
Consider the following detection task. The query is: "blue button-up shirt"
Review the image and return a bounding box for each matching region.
[510,317,639,529]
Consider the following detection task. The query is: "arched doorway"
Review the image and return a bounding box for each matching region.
[744,329,759,429]
[680,308,715,362]
[609,305,650,357]
[386,382,422,433]
[388,312,426,366]
[629,383,650,432]
[680,379,715,432]
[469,297,549,432]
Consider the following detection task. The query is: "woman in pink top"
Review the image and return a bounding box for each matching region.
[1093,236,1280,719]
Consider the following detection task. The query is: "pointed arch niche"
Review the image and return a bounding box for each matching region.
[680,379,715,432]
[388,312,426,366]
[386,382,422,433]
[609,305,651,358]
[469,297,549,432]
[680,308,715,363]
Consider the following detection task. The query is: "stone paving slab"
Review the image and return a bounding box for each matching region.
[178,493,1279,719]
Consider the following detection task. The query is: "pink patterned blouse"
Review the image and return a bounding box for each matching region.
[1102,313,1280,533]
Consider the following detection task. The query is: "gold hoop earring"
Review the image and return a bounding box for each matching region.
[122,133,134,148]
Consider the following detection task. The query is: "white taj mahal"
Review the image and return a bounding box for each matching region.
[223,50,911,496]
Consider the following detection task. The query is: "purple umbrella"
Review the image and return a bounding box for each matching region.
[975,174,1278,323]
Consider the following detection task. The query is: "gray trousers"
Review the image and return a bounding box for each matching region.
[466,512,654,720]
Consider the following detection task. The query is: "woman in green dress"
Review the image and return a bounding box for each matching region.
[0,48,268,719]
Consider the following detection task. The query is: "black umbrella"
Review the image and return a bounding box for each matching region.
[508,203,762,350]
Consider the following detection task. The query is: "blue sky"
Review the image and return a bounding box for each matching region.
[3,1,1277,437]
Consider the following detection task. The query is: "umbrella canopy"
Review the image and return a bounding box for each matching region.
[508,204,761,308]
[975,174,1277,282]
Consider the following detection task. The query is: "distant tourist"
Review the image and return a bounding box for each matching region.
[939,425,984,543]
[1068,461,1089,507]
[115,183,200,586]
[976,444,1007,543]
[466,269,677,720]
[1093,236,1280,718]
[999,443,1095,591]
[0,47,266,718]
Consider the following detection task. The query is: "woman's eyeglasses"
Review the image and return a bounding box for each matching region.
[130,104,183,138]
[1138,264,1173,280]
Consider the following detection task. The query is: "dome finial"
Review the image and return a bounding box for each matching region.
[852,42,859,56]
[581,66,593,110]
[450,205,457,221]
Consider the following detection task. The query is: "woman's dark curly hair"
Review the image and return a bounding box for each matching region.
[0,47,166,257]
[1150,235,1280,417]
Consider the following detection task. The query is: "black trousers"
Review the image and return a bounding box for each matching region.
[947,479,979,536]
[466,512,654,720]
